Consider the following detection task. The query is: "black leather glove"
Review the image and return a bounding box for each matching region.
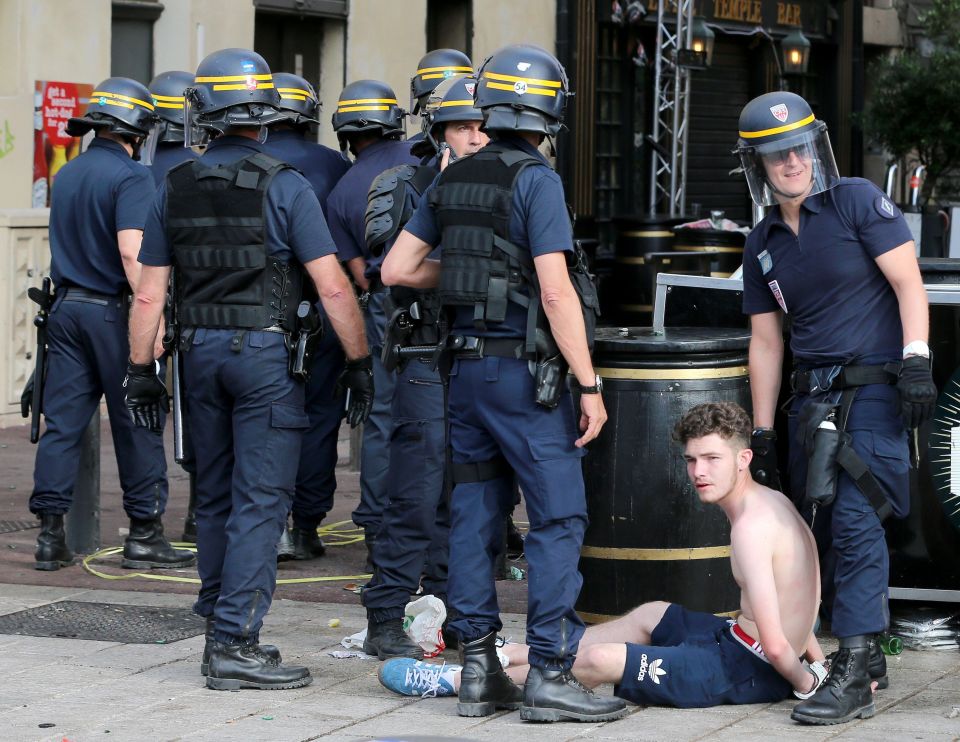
[897,355,937,429]
[20,375,34,418]
[124,360,169,433]
[750,428,781,490]
[337,355,375,428]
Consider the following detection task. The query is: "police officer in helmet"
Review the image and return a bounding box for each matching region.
[29,77,194,574]
[146,70,198,185]
[326,80,419,568]
[263,72,351,561]
[736,91,936,724]
[126,48,374,690]
[408,48,473,138]
[360,73,488,660]
[382,44,626,722]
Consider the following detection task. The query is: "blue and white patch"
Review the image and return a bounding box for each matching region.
[757,249,773,275]
[241,60,256,73]
[768,280,788,314]
[874,195,899,220]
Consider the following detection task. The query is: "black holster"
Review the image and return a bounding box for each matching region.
[289,301,323,381]
[533,354,566,409]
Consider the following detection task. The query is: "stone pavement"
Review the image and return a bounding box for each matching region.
[0,583,958,742]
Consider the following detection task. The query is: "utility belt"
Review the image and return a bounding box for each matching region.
[59,287,128,306]
[793,362,900,524]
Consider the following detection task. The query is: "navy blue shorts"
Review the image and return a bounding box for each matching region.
[613,604,793,708]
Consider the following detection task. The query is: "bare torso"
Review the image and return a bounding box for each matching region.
[731,484,820,654]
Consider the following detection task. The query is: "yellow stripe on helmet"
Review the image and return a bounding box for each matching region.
[439,99,475,107]
[417,65,473,75]
[337,97,397,106]
[484,81,556,97]
[739,113,816,139]
[211,82,276,91]
[277,87,315,99]
[280,94,308,101]
[194,73,273,83]
[91,90,155,111]
[152,93,185,102]
[482,71,561,88]
[336,105,390,112]
[154,101,184,109]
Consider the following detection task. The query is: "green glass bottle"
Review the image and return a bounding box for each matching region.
[879,634,903,655]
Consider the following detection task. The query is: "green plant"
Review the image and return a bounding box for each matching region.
[860,0,960,203]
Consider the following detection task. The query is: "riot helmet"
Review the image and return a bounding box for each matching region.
[734,92,839,206]
[273,72,321,127]
[331,79,405,150]
[183,48,284,147]
[66,77,158,140]
[475,44,570,137]
[410,48,473,115]
[416,74,484,157]
[148,70,193,141]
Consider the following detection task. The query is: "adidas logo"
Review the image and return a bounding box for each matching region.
[636,653,668,684]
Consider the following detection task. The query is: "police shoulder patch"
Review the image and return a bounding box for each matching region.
[757,249,773,275]
[874,195,899,220]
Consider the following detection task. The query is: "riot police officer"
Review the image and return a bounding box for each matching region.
[408,48,473,139]
[382,44,626,723]
[736,92,937,724]
[125,49,374,691]
[360,74,487,659]
[146,70,198,186]
[325,79,418,567]
[30,77,194,573]
[263,72,351,560]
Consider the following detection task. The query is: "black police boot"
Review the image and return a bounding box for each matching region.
[181,473,197,543]
[792,635,875,725]
[827,635,888,690]
[291,526,326,560]
[34,514,74,571]
[520,665,628,722]
[205,641,311,690]
[457,631,523,717]
[276,526,295,562]
[363,617,422,660]
[122,517,197,569]
[506,516,525,558]
[200,618,281,676]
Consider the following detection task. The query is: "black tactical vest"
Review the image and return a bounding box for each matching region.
[165,152,305,331]
[429,141,598,356]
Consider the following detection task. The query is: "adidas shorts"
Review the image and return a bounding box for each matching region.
[613,603,793,708]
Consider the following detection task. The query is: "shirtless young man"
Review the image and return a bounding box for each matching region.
[379,402,832,710]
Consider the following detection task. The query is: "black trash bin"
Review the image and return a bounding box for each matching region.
[576,327,749,623]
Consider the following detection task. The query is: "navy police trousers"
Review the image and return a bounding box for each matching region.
[184,329,308,644]
[446,355,587,669]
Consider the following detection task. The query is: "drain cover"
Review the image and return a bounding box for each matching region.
[0,520,40,534]
[0,601,205,643]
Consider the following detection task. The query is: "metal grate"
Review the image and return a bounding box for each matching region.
[0,519,40,535]
[0,601,205,644]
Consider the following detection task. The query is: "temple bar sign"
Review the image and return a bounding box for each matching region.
[643,0,828,38]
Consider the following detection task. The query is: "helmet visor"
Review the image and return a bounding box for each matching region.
[140,125,160,166]
[737,124,838,207]
[183,88,213,149]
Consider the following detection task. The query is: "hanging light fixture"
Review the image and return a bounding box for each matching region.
[781,29,811,74]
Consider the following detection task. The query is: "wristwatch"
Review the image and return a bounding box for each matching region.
[574,374,603,394]
[751,427,777,441]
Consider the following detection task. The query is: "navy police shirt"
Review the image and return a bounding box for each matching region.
[49,137,156,295]
[139,136,337,269]
[325,138,419,277]
[149,143,197,187]
[404,135,574,338]
[262,128,350,215]
[742,177,914,367]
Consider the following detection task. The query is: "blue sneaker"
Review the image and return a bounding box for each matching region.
[378,658,460,698]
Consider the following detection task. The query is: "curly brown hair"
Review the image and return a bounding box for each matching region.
[672,402,752,449]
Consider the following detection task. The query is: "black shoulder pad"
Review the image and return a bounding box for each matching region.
[365,164,420,256]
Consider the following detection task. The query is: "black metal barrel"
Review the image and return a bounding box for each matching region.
[673,227,746,278]
[612,216,682,325]
[576,327,749,623]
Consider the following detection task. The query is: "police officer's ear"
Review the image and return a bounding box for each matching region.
[738,445,753,472]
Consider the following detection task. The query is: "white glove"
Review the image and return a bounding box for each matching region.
[794,660,828,699]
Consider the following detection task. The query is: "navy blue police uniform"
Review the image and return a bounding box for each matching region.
[742,178,913,638]
[150,144,197,187]
[361,154,451,637]
[614,604,792,708]
[403,134,589,668]
[325,138,419,540]
[263,127,351,538]
[31,137,169,522]
[139,135,336,644]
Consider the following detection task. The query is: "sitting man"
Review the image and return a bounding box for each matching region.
[379,401,842,711]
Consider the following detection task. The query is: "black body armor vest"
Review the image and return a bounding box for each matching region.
[429,141,598,356]
[165,152,306,331]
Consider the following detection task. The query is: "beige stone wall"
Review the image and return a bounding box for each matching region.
[472,0,557,62]
[155,0,255,73]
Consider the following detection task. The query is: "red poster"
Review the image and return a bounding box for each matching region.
[33,81,93,208]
